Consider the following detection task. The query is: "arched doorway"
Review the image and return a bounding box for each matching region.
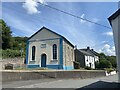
[41,54,47,67]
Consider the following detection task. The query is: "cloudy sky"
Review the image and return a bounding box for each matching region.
[1,0,119,56]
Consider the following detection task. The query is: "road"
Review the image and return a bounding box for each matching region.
[2,74,119,89]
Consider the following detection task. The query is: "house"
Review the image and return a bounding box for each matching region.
[81,47,99,62]
[108,9,120,82]
[26,27,74,70]
[75,47,99,69]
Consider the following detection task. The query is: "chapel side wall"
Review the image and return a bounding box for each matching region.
[63,40,74,68]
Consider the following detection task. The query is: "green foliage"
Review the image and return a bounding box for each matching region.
[97,53,117,69]
[98,53,107,61]
[106,56,117,68]
[1,19,13,50]
[105,68,115,73]
[95,62,99,68]
[98,60,112,69]
[2,49,26,58]
[12,37,27,52]
[1,19,28,58]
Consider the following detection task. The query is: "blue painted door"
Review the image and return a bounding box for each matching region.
[41,54,46,67]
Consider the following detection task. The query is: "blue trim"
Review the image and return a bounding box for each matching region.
[63,66,74,70]
[26,41,29,64]
[46,65,60,69]
[59,38,63,69]
[27,65,39,68]
[29,38,60,42]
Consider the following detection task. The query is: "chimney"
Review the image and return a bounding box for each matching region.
[75,45,77,49]
[91,49,94,51]
[87,47,90,50]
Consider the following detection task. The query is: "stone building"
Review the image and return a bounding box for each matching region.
[26,27,74,70]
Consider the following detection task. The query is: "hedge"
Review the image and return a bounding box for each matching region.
[2,49,26,58]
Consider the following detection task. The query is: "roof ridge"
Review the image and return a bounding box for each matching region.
[27,26,74,47]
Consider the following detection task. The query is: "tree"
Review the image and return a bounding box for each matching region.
[95,62,99,68]
[106,56,117,68]
[99,60,112,68]
[1,19,13,50]
[13,36,28,50]
[98,53,107,61]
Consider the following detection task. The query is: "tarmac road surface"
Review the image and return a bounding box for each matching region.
[2,74,119,89]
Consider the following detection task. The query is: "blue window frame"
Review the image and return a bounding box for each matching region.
[53,44,57,59]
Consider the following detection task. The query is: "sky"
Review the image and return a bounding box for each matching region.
[1,0,119,56]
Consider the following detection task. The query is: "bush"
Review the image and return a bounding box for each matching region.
[2,49,25,58]
[99,60,112,69]
[105,68,114,73]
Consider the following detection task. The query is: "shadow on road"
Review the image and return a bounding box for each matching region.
[76,81,120,89]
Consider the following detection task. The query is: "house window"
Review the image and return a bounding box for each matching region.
[32,46,36,60]
[53,44,57,59]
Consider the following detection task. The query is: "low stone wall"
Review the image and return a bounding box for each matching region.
[2,70,106,82]
[1,58,25,69]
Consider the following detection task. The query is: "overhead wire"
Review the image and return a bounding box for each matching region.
[38,2,112,29]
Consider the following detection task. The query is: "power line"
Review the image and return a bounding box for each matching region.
[38,2,112,29]
[5,3,113,47]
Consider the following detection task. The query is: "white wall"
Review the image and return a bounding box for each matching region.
[85,55,95,69]
[28,39,60,66]
[29,28,60,41]
[111,14,120,82]
[94,56,99,62]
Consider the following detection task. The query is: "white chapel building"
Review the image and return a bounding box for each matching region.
[26,27,74,70]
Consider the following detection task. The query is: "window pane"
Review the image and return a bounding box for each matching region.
[32,46,35,60]
[53,44,57,59]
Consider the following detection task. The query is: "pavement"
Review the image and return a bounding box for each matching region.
[2,74,120,89]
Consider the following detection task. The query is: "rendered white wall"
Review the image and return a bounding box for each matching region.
[111,14,120,82]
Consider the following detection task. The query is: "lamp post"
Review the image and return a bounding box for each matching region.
[108,9,120,82]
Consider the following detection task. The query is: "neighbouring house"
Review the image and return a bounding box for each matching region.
[108,8,120,82]
[26,27,74,70]
[81,47,99,62]
[75,47,99,69]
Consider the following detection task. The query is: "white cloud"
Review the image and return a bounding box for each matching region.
[22,0,40,14]
[80,14,86,23]
[99,44,116,56]
[101,41,108,44]
[103,31,113,36]
[22,0,47,14]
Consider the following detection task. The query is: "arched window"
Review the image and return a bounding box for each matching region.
[32,46,36,60]
[53,44,57,59]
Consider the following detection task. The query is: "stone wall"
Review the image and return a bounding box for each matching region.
[1,58,25,69]
[2,70,106,82]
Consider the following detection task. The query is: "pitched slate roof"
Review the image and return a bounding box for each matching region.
[108,9,120,26]
[78,49,94,56]
[80,48,99,56]
[28,26,74,47]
